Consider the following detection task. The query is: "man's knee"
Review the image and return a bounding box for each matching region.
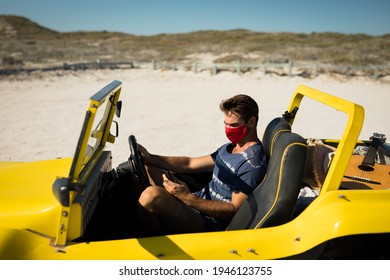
[139,186,166,212]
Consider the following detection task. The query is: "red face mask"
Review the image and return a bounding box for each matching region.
[225,122,249,143]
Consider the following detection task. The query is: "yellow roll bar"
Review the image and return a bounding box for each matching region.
[286,85,365,193]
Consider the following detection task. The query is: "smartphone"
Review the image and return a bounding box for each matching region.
[163,170,176,182]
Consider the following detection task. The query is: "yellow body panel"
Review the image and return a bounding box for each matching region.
[1,189,388,260]
[0,158,71,238]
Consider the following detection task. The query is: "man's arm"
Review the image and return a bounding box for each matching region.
[184,191,248,221]
[138,144,214,174]
[162,174,247,221]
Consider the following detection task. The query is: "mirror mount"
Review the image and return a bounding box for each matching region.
[109,95,122,118]
[52,177,83,207]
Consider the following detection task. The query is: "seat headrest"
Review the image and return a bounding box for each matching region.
[262,117,291,161]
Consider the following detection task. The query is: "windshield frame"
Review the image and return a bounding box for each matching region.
[68,80,122,184]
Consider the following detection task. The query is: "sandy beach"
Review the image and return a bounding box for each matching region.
[0,69,389,168]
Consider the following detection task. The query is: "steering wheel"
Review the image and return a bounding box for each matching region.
[128,135,150,188]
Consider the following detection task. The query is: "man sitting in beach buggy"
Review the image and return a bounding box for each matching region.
[119,95,316,237]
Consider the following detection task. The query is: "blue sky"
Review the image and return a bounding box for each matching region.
[1,0,389,35]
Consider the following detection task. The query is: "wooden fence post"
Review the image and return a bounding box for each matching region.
[345,66,350,77]
[373,66,378,79]
[213,65,218,75]
[288,60,293,77]
[313,64,319,77]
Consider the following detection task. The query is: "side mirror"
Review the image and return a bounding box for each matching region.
[52,178,83,207]
[52,177,70,207]
[116,100,122,118]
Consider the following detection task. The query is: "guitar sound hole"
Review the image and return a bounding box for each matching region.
[358,164,374,172]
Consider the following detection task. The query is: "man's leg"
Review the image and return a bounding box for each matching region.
[138,186,206,235]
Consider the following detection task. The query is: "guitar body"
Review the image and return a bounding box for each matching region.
[341,155,390,190]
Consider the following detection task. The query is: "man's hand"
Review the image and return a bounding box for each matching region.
[137,144,151,164]
[162,174,196,204]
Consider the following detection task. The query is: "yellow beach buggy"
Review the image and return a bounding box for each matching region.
[0,81,389,259]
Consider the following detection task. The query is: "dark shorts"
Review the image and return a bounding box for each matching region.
[166,198,227,234]
[191,208,228,232]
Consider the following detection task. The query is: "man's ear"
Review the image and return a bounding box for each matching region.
[248,116,256,127]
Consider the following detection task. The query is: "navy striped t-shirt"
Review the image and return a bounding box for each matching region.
[194,142,267,202]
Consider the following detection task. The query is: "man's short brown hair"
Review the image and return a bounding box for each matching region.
[219,94,259,124]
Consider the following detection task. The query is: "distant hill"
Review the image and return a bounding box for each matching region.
[1,15,389,67]
[0,15,59,39]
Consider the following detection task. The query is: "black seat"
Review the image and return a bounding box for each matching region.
[262,117,292,162]
[226,131,307,230]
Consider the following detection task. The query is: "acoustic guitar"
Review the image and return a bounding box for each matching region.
[341,133,390,190]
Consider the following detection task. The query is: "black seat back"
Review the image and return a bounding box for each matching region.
[227,132,307,230]
[262,117,291,162]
